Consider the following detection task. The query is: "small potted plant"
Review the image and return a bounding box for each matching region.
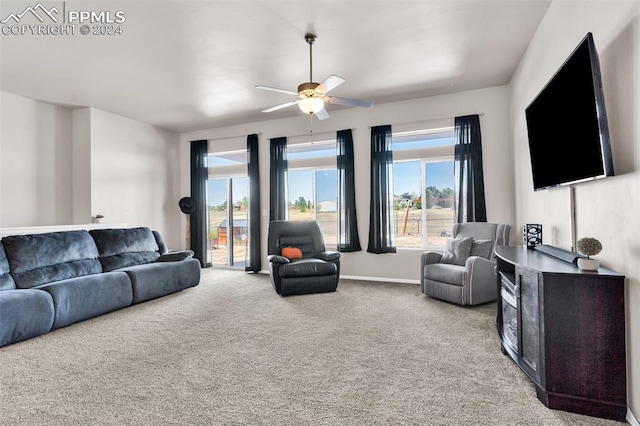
[93,214,104,224]
[576,237,602,271]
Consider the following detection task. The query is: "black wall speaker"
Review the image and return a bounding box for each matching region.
[179,197,195,215]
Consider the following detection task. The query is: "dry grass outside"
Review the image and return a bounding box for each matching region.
[288,207,453,249]
[208,209,247,266]
[288,209,337,246]
[206,206,453,265]
[394,207,454,248]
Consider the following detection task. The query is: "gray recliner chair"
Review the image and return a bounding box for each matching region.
[267,220,341,296]
[421,222,510,306]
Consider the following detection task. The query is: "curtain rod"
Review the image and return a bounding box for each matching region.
[203,113,483,141]
[275,128,356,141]
[206,132,262,143]
[205,128,359,143]
[368,113,485,129]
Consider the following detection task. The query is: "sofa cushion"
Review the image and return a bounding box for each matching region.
[119,259,201,304]
[0,289,55,347]
[424,263,465,286]
[0,243,16,290]
[280,274,338,296]
[90,227,160,272]
[2,231,102,289]
[99,252,160,272]
[36,272,133,329]
[278,258,337,278]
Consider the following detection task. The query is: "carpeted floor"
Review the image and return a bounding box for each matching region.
[0,269,622,425]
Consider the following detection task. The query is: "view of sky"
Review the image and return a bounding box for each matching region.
[288,169,337,203]
[392,135,454,151]
[394,161,454,196]
[206,134,455,207]
[208,177,248,207]
[208,162,453,208]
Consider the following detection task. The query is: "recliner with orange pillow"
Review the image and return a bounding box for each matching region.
[267,220,341,296]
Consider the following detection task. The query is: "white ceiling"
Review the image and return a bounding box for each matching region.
[0,1,551,132]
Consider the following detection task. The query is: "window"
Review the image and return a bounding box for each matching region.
[392,125,455,249]
[287,140,338,246]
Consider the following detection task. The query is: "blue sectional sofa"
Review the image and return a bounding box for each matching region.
[0,227,200,347]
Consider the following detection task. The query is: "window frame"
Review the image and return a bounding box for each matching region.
[287,138,338,247]
[207,149,247,179]
[392,125,456,250]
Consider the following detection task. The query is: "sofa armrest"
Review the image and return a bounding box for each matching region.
[420,251,443,293]
[152,230,169,255]
[421,251,443,267]
[316,251,341,262]
[463,256,498,305]
[156,250,194,262]
[268,254,290,264]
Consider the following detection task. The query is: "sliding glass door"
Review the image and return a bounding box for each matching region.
[207,176,248,268]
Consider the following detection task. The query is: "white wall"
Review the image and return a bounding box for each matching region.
[0,92,73,226]
[89,108,181,248]
[0,91,3,225]
[180,86,513,282]
[0,94,182,249]
[509,0,640,418]
[72,108,92,224]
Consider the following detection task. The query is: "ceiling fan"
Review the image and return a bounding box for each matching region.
[255,33,373,120]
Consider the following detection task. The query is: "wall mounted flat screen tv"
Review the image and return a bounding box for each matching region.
[525,32,614,191]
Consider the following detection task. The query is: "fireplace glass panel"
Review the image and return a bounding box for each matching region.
[501,287,518,352]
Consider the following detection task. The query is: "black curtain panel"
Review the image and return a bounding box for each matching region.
[269,137,288,221]
[337,129,362,252]
[245,134,262,273]
[190,139,210,268]
[454,115,487,223]
[367,125,396,254]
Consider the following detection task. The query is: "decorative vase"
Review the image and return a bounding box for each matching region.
[577,258,599,271]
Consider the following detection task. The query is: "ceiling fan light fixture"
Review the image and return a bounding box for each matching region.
[256,32,371,119]
[298,97,325,115]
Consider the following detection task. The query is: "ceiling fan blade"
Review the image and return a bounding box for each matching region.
[262,101,298,113]
[255,85,299,96]
[315,108,330,120]
[316,75,345,94]
[326,96,373,108]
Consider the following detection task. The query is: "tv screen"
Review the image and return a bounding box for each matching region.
[525,32,614,191]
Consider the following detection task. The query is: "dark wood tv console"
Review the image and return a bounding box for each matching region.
[495,246,626,421]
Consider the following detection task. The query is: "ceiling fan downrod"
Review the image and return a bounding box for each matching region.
[297,33,320,95]
[305,33,316,83]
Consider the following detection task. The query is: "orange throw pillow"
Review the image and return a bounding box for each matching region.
[282,247,302,260]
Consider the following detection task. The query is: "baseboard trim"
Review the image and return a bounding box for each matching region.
[254,270,419,284]
[341,275,420,284]
[628,408,640,426]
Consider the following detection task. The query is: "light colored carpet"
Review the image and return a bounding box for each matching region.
[0,269,621,425]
